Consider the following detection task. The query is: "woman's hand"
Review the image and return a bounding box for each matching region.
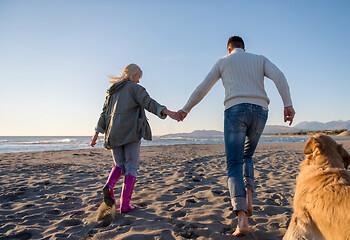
[90,131,99,147]
[177,110,188,121]
[162,108,182,121]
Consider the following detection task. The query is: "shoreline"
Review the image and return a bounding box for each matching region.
[1,136,350,156]
[1,141,350,239]
[2,135,350,155]
[263,133,350,138]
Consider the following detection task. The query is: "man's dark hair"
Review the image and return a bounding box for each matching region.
[227,36,245,50]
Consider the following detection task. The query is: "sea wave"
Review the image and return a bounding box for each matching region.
[18,138,77,145]
[159,137,192,141]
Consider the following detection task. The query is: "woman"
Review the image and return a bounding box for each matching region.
[91,63,179,212]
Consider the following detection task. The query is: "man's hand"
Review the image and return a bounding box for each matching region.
[284,106,295,126]
[177,110,188,121]
[168,111,182,122]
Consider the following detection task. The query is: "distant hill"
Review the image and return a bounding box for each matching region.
[159,121,349,137]
[160,128,298,137]
[262,125,299,134]
[294,120,350,131]
[161,130,223,138]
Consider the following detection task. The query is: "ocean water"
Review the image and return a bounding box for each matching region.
[0,135,314,154]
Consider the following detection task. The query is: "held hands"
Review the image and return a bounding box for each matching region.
[168,111,182,121]
[162,108,188,122]
[284,106,295,126]
[162,108,182,121]
[177,110,188,121]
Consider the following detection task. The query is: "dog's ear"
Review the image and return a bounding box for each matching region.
[304,137,321,154]
[337,144,350,169]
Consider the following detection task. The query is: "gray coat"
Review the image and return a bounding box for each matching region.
[95,80,166,148]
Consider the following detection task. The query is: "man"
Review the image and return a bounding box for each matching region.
[178,36,295,236]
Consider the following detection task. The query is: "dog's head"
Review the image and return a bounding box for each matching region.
[303,134,350,169]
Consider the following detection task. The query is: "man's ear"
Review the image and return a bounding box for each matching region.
[303,137,321,154]
[337,144,350,169]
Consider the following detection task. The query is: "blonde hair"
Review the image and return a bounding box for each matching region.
[108,63,142,84]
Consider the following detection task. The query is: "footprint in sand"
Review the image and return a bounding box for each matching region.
[270,193,289,206]
[170,186,186,193]
[186,198,197,204]
[45,209,61,215]
[56,203,77,210]
[171,210,187,218]
[58,218,83,227]
[211,189,224,195]
[174,223,202,239]
[138,191,150,198]
[254,217,269,224]
[220,226,233,234]
[137,202,148,207]
[156,194,177,201]
[54,233,69,238]
[24,204,35,208]
[70,210,86,218]
[4,189,26,201]
[181,198,201,207]
[262,205,290,216]
[4,230,33,240]
[59,196,82,204]
[118,218,134,226]
[164,202,182,212]
[189,186,210,194]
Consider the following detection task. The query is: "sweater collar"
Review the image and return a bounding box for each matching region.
[230,48,245,54]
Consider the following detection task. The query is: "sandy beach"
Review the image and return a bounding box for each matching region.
[1,140,350,240]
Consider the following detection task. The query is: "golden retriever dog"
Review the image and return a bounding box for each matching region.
[283,134,350,240]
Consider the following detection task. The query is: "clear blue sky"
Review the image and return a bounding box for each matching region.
[1,0,349,136]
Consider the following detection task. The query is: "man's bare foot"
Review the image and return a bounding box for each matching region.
[233,210,249,237]
[246,188,253,217]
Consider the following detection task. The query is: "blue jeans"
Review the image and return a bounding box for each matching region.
[224,103,268,212]
[111,141,141,177]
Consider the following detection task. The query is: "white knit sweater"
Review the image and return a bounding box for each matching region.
[182,48,292,113]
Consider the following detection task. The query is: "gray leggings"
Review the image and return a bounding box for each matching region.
[111,140,141,177]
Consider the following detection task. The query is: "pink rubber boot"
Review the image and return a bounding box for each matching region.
[103,166,123,207]
[120,174,136,213]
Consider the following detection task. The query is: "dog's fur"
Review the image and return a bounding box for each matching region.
[283,134,350,240]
